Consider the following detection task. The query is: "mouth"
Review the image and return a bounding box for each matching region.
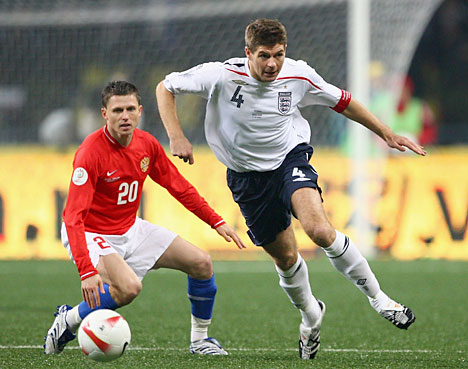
[120,123,132,131]
[263,70,277,79]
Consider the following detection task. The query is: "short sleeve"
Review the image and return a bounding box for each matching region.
[163,62,223,99]
[297,61,350,111]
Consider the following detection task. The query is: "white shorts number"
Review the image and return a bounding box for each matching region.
[117,180,139,205]
[93,236,110,249]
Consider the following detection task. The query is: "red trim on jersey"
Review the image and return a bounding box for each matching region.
[81,270,99,281]
[277,76,322,90]
[212,220,226,229]
[103,125,117,144]
[226,68,249,77]
[331,89,351,113]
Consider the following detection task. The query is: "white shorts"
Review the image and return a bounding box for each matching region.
[61,217,178,280]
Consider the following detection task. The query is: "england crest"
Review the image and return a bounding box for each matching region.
[278,92,292,114]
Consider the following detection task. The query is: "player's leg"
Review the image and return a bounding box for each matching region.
[292,187,415,329]
[262,229,325,359]
[44,226,140,354]
[153,236,227,355]
[227,158,326,359]
[262,227,323,329]
[65,253,142,334]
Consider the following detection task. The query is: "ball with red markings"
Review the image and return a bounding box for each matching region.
[77,309,131,362]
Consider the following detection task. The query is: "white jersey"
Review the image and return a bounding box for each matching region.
[164,57,351,172]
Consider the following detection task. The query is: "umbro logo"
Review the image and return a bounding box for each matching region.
[232,79,249,86]
[107,170,117,176]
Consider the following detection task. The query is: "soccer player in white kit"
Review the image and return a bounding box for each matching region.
[43,81,246,356]
[156,19,425,359]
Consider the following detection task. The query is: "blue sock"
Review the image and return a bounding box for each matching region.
[78,284,119,319]
[187,275,217,320]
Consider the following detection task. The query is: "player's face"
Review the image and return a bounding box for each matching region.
[246,43,286,82]
[101,94,142,146]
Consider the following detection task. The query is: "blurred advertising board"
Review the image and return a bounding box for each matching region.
[0,146,467,260]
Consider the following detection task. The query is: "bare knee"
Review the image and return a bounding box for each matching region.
[187,251,213,280]
[111,278,142,306]
[303,223,335,247]
[274,250,298,271]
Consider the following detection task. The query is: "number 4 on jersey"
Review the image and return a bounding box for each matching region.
[292,167,305,178]
[292,167,311,182]
[230,86,244,108]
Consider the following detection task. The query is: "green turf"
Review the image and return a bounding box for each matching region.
[0,259,467,368]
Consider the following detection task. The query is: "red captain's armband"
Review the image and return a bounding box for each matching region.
[331,90,351,113]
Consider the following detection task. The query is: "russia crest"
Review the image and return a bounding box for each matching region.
[278,92,292,114]
[140,157,150,172]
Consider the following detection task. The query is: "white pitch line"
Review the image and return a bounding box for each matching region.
[0,345,437,353]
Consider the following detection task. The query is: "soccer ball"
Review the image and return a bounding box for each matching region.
[77,309,131,362]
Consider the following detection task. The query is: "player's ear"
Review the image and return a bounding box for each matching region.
[101,107,107,120]
[245,46,251,58]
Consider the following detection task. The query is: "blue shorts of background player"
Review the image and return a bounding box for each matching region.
[227,143,322,246]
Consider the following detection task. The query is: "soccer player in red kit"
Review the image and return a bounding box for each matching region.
[44,81,245,356]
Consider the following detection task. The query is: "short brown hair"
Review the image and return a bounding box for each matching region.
[101,80,141,107]
[245,18,287,52]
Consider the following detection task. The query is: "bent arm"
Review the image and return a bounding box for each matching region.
[342,97,426,156]
[156,81,194,164]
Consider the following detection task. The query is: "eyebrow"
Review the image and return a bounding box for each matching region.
[259,49,284,56]
[112,105,137,111]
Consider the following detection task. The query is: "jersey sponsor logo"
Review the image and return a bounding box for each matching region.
[140,157,150,172]
[72,167,88,186]
[232,79,249,86]
[278,92,292,114]
[107,170,117,176]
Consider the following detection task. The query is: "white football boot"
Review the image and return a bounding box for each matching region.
[369,298,416,329]
[43,304,76,354]
[190,337,228,355]
[298,299,326,360]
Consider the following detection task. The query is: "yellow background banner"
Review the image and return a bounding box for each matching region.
[0,146,467,260]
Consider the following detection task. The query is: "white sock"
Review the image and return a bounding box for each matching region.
[65,305,82,333]
[275,254,322,328]
[368,290,392,312]
[323,230,380,298]
[190,315,210,342]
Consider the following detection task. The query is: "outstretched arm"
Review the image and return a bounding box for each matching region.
[341,97,427,156]
[156,81,195,164]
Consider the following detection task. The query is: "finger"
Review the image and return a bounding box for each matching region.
[394,142,407,152]
[223,234,232,243]
[99,281,106,295]
[94,288,101,307]
[188,153,194,165]
[391,141,406,152]
[227,231,246,249]
[410,144,426,156]
[233,236,247,249]
[85,290,95,309]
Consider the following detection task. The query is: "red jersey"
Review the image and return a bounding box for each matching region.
[63,126,224,280]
